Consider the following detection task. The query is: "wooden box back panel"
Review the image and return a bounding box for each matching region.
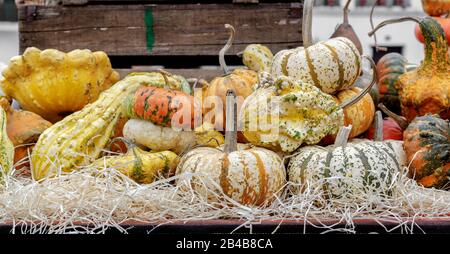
[18,0,302,79]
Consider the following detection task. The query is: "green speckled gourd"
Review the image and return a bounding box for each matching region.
[31,74,160,181]
[242,44,274,72]
[0,107,14,184]
[240,73,344,153]
[288,124,406,200]
[127,70,192,94]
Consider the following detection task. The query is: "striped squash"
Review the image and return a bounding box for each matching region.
[176,90,286,206]
[31,73,159,181]
[271,37,361,94]
[0,107,14,184]
[242,44,274,72]
[288,122,406,200]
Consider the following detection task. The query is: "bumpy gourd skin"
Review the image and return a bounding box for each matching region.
[127,72,192,95]
[241,74,344,153]
[31,74,158,181]
[0,47,119,122]
[398,18,450,121]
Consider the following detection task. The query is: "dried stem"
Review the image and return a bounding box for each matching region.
[219,24,235,75]
[370,0,387,52]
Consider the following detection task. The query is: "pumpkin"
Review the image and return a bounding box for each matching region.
[370,17,450,121]
[0,47,119,122]
[240,73,344,153]
[201,24,258,131]
[241,44,274,72]
[176,90,285,206]
[329,0,363,55]
[403,114,450,189]
[333,87,375,139]
[0,107,14,184]
[287,116,407,200]
[421,0,450,17]
[123,85,199,129]
[415,17,450,46]
[376,53,417,115]
[271,0,362,94]
[31,73,159,181]
[92,138,178,184]
[0,97,52,170]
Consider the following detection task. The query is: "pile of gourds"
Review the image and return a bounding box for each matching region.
[0,0,448,207]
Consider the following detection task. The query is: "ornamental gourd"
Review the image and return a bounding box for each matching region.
[201,24,258,131]
[288,113,407,200]
[415,17,450,46]
[377,103,449,188]
[376,53,417,115]
[241,44,274,72]
[403,115,450,189]
[365,104,404,141]
[0,107,14,185]
[421,0,450,17]
[0,47,119,122]
[0,97,52,170]
[370,17,450,121]
[92,138,178,184]
[176,91,285,206]
[271,0,362,94]
[31,73,160,181]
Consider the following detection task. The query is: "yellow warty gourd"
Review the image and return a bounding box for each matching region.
[31,74,158,181]
[0,47,119,122]
[0,107,14,184]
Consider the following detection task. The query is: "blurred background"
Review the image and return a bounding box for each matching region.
[0,0,426,65]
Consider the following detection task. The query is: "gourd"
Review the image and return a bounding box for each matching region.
[376,53,416,115]
[0,97,52,169]
[329,0,363,55]
[0,47,119,122]
[123,85,199,129]
[403,115,450,189]
[31,73,160,181]
[126,70,192,95]
[201,24,258,130]
[242,57,376,153]
[271,0,362,94]
[123,120,224,154]
[287,113,407,200]
[369,17,450,121]
[0,107,14,184]
[421,0,450,17]
[92,138,178,184]
[377,103,449,188]
[176,90,285,206]
[241,44,274,72]
[415,16,450,46]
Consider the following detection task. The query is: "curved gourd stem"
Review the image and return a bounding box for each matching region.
[219,24,235,75]
[378,103,409,130]
[369,0,387,52]
[340,55,377,109]
[368,17,421,37]
[224,89,237,154]
[302,0,314,48]
[334,125,352,148]
[158,69,171,89]
[342,0,351,25]
[373,110,383,141]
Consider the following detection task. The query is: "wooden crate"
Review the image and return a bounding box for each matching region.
[17,0,303,79]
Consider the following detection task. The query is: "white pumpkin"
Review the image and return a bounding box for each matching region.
[176,90,286,206]
[287,112,407,200]
[271,37,361,94]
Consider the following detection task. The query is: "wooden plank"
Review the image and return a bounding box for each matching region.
[18,3,302,56]
[116,67,225,81]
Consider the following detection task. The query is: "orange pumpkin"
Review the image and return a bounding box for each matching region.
[421,0,450,17]
[0,97,52,170]
[201,24,257,131]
